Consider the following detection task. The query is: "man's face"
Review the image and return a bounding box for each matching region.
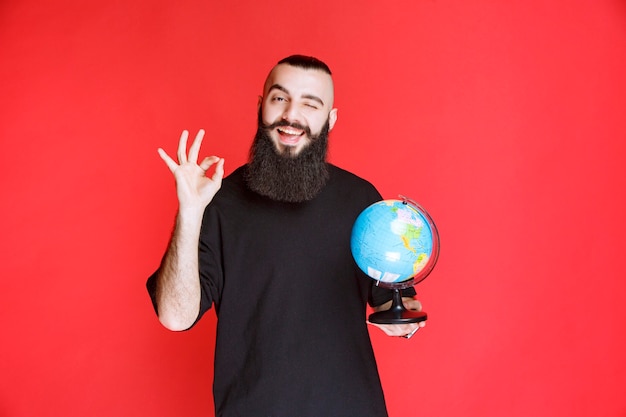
[259,64,338,156]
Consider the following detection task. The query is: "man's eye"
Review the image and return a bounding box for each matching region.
[272,96,286,102]
[304,103,318,109]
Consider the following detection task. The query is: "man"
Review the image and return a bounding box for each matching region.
[147,55,424,417]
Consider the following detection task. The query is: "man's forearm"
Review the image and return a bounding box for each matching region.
[155,210,204,331]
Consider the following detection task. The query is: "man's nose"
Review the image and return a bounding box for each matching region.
[282,102,301,123]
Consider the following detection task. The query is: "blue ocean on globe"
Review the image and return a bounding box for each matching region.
[351,200,434,284]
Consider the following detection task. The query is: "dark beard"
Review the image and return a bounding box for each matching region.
[244,115,330,203]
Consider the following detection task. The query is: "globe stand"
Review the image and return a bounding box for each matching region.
[369,287,427,324]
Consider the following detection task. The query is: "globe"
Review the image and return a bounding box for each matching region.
[351,197,439,289]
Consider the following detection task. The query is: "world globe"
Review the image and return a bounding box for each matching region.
[351,197,440,289]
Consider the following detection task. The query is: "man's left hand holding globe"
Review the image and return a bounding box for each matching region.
[369,298,426,339]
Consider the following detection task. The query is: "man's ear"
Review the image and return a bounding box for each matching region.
[257,95,263,110]
[328,108,338,131]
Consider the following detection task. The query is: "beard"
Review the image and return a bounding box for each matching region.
[244,112,330,203]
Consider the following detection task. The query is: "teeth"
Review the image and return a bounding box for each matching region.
[278,127,302,135]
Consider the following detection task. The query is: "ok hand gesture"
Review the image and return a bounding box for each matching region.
[158,129,224,214]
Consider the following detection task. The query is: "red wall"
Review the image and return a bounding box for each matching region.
[1,1,625,416]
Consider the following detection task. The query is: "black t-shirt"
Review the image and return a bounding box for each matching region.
[149,164,405,417]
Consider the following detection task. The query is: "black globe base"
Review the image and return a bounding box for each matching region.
[368,288,427,324]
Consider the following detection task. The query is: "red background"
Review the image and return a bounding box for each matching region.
[1,1,625,416]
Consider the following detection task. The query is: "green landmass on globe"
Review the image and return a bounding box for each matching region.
[351,199,436,284]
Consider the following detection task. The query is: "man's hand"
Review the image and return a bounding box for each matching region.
[158,129,224,214]
[367,298,426,339]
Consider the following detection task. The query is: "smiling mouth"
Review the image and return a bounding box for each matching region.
[277,127,305,145]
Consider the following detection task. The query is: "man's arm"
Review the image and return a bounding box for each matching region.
[153,129,224,331]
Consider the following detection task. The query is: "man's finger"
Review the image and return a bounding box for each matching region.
[212,158,225,183]
[158,148,179,173]
[177,130,189,164]
[188,129,205,164]
[403,299,423,311]
[199,156,222,171]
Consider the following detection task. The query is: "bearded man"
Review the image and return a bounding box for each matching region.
[147,55,423,417]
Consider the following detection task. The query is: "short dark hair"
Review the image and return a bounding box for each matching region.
[277,55,332,75]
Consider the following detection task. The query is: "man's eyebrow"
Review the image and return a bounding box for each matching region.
[268,84,325,106]
[269,84,289,95]
[302,94,324,106]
